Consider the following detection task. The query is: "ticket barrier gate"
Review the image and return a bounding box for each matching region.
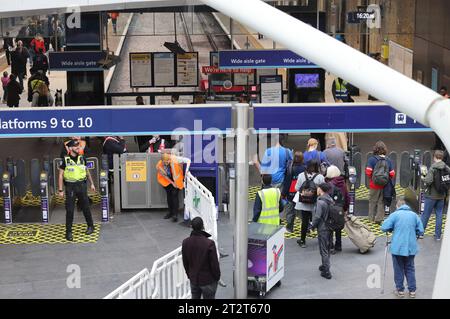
[1,157,53,224]
[399,149,432,214]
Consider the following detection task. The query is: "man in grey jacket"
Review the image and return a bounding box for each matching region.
[420,150,450,240]
[310,183,334,279]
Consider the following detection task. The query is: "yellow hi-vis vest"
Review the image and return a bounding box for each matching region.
[257,188,281,225]
[335,79,349,100]
[63,156,87,182]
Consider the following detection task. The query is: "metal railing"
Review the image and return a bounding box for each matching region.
[104,247,191,299]
[104,268,152,299]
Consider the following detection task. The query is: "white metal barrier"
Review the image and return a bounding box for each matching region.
[104,268,152,299]
[104,247,190,299]
[184,172,218,245]
[149,247,191,299]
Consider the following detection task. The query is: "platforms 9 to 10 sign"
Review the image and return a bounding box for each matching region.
[0,117,93,130]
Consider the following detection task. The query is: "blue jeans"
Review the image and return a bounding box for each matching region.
[421,197,444,239]
[392,255,416,292]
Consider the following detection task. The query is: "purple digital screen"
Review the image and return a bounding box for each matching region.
[295,73,320,88]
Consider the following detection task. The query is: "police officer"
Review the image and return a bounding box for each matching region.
[58,139,96,241]
[252,174,283,225]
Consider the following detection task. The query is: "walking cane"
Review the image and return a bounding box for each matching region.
[381,232,390,294]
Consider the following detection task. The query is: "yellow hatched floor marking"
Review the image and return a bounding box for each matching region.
[0,223,101,245]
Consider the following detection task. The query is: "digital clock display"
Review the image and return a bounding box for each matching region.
[356,12,375,19]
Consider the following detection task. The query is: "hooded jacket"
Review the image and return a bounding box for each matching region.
[327,176,350,212]
[182,230,221,286]
[422,160,450,200]
[381,205,424,256]
[311,193,334,233]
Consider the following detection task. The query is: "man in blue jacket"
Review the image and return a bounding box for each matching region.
[381,197,424,298]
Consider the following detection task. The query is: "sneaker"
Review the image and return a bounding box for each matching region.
[318,265,325,272]
[297,240,306,248]
[409,291,416,298]
[435,237,441,241]
[418,235,424,239]
[285,227,294,234]
[334,246,342,252]
[394,290,405,298]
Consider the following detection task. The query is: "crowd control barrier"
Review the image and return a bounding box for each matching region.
[103,268,152,299]
[104,247,191,299]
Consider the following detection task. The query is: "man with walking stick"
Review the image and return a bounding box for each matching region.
[381,197,424,298]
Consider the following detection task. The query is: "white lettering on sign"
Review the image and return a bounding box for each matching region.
[0,117,94,131]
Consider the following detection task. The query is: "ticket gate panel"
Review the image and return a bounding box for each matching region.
[422,151,432,169]
[31,159,41,197]
[387,152,397,180]
[400,151,412,188]
[352,152,362,189]
[15,159,27,197]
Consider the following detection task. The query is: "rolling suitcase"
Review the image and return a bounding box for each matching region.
[344,215,376,253]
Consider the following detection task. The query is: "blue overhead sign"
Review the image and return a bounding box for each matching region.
[219,50,317,69]
[49,51,105,71]
[254,104,430,133]
[0,107,232,138]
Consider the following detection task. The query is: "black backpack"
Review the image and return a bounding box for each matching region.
[321,197,345,232]
[330,184,345,208]
[433,166,450,195]
[372,156,390,186]
[299,172,318,204]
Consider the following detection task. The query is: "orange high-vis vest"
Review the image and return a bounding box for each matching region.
[156,157,184,189]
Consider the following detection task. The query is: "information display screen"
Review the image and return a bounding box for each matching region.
[294,73,320,89]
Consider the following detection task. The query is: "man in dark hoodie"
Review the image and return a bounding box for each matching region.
[182,217,221,299]
[311,183,334,279]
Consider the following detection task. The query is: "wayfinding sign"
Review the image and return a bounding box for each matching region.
[0,107,232,138]
[219,50,317,69]
[49,51,105,71]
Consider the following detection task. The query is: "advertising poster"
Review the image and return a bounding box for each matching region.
[130,52,152,87]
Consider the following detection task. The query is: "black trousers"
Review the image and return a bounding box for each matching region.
[190,282,218,299]
[65,181,94,233]
[300,210,312,243]
[333,230,342,249]
[318,230,332,272]
[164,184,180,217]
[5,50,11,65]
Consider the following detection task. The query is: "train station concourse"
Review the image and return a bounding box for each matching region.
[0,0,449,303]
